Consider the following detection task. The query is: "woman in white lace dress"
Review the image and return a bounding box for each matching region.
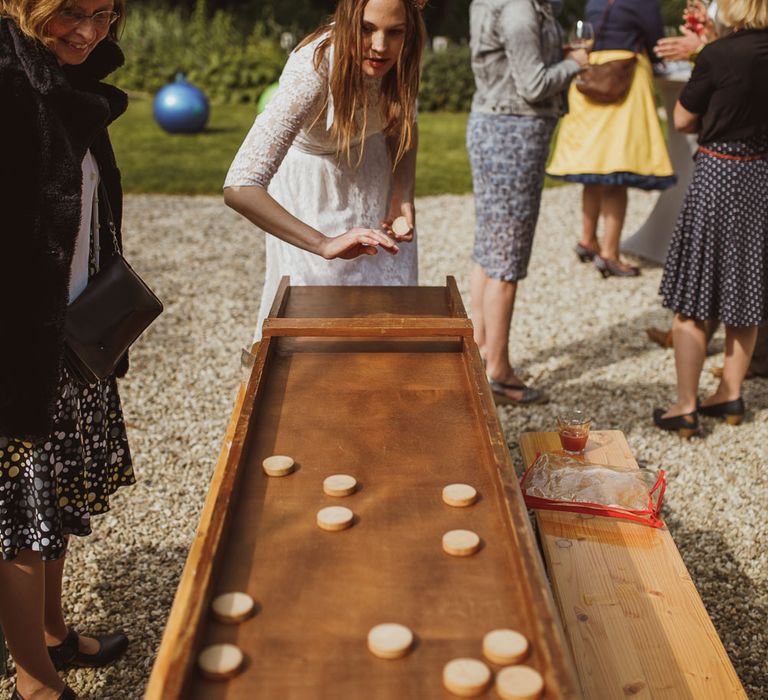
[224,0,426,337]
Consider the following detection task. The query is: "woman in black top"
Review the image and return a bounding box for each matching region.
[654,0,768,436]
[0,0,135,697]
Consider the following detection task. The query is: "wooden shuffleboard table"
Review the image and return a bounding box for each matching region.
[146,278,579,699]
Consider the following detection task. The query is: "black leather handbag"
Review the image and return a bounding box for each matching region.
[64,182,163,386]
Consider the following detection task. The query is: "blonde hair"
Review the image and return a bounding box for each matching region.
[298,0,426,167]
[718,0,768,29]
[1,0,125,45]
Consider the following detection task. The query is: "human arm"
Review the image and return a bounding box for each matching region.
[223,44,398,260]
[501,0,585,104]
[654,27,705,62]
[675,44,714,133]
[380,124,418,242]
[635,0,666,60]
[224,185,398,259]
[673,100,699,132]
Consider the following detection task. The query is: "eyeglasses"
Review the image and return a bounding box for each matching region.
[56,8,120,30]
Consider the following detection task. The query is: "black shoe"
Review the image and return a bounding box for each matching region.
[594,255,640,278]
[698,397,745,425]
[13,686,76,700]
[48,628,128,670]
[574,242,598,262]
[653,408,699,438]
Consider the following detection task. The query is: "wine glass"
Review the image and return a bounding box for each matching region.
[570,20,595,51]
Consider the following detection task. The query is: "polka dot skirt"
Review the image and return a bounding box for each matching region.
[0,366,135,562]
[660,135,768,326]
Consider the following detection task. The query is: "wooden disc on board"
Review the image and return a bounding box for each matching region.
[367,623,414,659]
[482,629,529,665]
[323,474,358,497]
[442,483,478,508]
[391,216,412,237]
[442,658,491,697]
[317,506,354,531]
[197,643,244,680]
[495,665,544,700]
[442,529,481,557]
[262,455,295,477]
[211,592,256,624]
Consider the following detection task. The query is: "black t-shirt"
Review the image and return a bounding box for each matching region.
[680,29,768,144]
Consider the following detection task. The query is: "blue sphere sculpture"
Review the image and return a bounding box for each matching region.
[153,74,209,134]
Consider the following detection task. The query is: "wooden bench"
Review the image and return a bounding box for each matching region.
[519,430,747,699]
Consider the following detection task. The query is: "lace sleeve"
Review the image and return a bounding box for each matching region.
[224,43,327,189]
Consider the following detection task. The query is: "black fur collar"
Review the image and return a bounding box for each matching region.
[0,17,127,124]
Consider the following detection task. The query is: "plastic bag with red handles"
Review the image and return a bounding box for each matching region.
[520,453,666,528]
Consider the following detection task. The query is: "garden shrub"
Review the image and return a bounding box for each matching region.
[115,7,476,110]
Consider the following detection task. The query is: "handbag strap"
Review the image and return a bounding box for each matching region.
[97,178,121,256]
[593,0,616,44]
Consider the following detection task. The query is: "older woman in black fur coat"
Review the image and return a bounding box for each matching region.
[0,0,135,697]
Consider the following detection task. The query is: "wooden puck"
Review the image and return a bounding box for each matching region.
[211,592,256,624]
[323,474,357,497]
[482,629,529,665]
[495,665,544,700]
[317,506,354,531]
[197,643,244,680]
[442,483,478,508]
[442,529,481,557]
[391,216,412,237]
[442,658,491,697]
[262,455,294,477]
[367,623,413,659]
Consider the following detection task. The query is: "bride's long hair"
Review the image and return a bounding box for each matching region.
[298,0,426,167]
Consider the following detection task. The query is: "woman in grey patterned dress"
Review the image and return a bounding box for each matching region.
[467,0,587,404]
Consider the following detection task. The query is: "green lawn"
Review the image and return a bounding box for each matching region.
[111,96,473,197]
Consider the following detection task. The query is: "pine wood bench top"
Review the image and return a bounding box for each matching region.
[519,431,746,699]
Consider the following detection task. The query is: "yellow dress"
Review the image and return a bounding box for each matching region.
[547,51,675,190]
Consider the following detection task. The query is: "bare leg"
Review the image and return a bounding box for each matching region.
[580,184,601,251]
[663,314,707,417]
[0,550,65,700]
[483,277,526,401]
[43,551,99,654]
[470,263,488,354]
[599,185,628,261]
[702,325,758,406]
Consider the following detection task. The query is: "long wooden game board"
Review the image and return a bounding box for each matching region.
[146,278,579,699]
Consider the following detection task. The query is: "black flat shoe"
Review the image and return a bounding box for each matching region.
[594,255,640,278]
[13,686,76,700]
[698,397,745,425]
[653,408,699,438]
[48,628,128,670]
[574,242,598,262]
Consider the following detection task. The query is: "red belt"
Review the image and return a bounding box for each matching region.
[697,146,768,161]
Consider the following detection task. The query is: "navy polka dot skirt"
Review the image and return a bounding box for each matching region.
[660,135,768,326]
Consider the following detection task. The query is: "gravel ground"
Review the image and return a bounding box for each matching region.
[2,186,765,699]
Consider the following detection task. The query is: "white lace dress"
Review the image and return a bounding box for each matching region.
[225,36,418,338]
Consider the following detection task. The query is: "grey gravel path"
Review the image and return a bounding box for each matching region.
[2,187,765,698]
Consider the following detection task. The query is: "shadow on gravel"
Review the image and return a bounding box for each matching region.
[81,544,193,700]
[663,515,767,697]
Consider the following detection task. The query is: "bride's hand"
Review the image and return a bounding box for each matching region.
[319,227,400,260]
[381,202,416,242]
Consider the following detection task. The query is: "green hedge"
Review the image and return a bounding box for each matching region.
[115,6,286,104]
[115,7,475,110]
